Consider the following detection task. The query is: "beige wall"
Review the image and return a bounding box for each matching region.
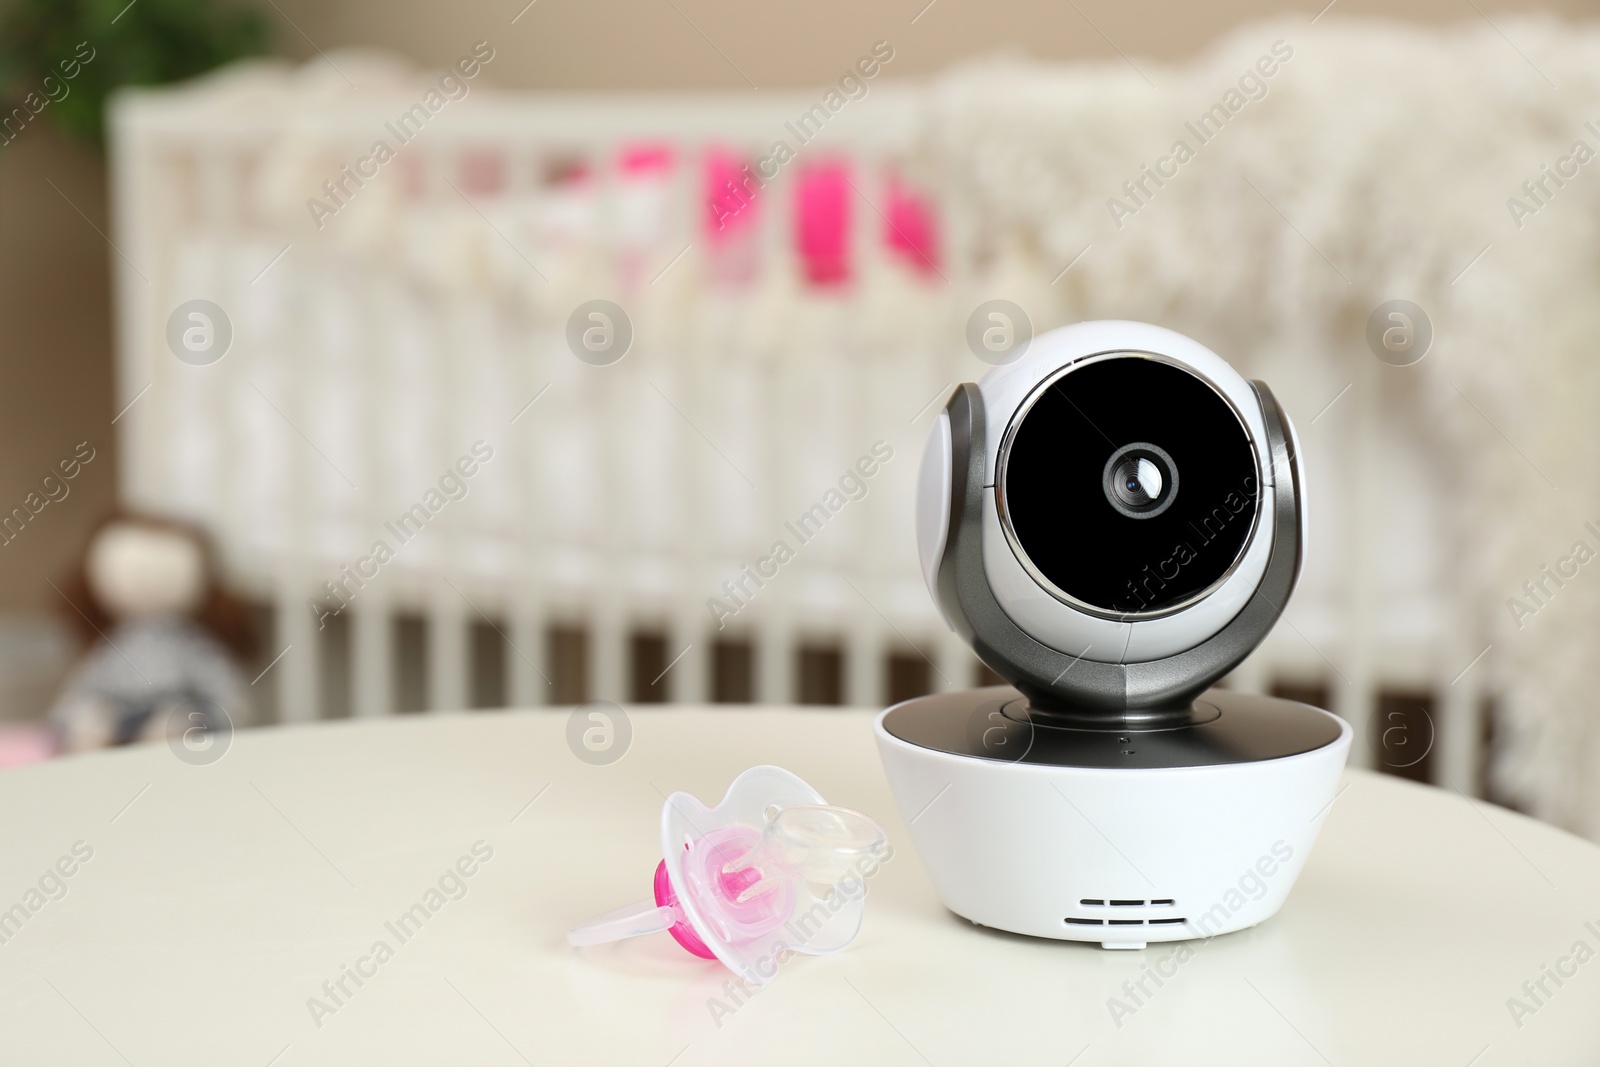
[0,0,1589,614]
[273,0,1594,89]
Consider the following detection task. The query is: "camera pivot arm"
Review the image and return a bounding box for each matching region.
[935,380,1302,724]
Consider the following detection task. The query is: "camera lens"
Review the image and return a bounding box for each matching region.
[1104,444,1177,518]
[1117,464,1150,505]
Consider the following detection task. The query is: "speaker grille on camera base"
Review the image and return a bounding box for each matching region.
[1080,897,1175,907]
[1066,897,1185,929]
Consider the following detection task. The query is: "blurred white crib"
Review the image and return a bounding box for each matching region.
[107,54,1483,791]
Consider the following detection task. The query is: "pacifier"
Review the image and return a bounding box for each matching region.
[567,766,889,984]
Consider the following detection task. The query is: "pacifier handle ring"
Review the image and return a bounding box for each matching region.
[566,899,676,947]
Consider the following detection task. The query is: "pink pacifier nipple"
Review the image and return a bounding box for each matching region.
[567,766,888,984]
[651,825,789,959]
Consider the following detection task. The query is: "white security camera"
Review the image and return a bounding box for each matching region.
[877,321,1351,949]
[916,318,1307,716]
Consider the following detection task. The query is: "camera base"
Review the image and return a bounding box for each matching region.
[875,686,1350,948]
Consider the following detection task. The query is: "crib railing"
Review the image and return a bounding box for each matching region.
[108,56,1488,795]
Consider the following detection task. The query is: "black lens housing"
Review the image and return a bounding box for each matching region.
[997,354,1260,617]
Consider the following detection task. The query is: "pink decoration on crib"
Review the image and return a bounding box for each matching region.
[548,158,590,185]
[459,150,506,195]
[703,147,759,243]
[883,177,941,277]
[620,143,674,176]
[795,161,851,287]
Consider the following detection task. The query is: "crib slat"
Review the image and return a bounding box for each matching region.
[669,613,707,705]
[427,595,470,712]
[590,604,628,704]
[1437,633,1484,796]
[845,621,886,708]
[757,617,794,706]
[1340,361,1382,772]
[351,598,392,717]
[936,631,972,694]
[508,610,549,707]
[277,580,319,723]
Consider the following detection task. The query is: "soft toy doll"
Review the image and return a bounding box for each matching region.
[48,514,256,753]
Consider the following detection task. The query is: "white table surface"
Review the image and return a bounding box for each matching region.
[2,706,1598,1066]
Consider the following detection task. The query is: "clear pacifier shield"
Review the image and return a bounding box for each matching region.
[660,766,872,985]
